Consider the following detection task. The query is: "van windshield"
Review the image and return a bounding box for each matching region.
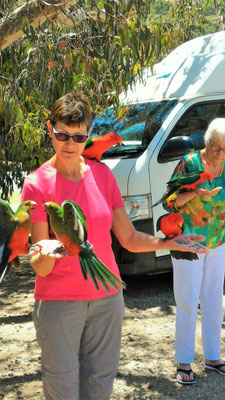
[91,100,178,158]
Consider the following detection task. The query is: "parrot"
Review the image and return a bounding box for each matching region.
[82,132,123,161]
[156,212,198,260]
[44,200,126,293]
[152,170,213,207]
[0,199,37,284]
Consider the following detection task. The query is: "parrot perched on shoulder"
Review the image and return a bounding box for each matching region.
[82,133,122,161]
[156,212,198,260]
[0,199,37,283]
[44,200,126,293]
[152,170,213,207]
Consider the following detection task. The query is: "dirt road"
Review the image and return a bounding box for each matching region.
[1,258,225,399]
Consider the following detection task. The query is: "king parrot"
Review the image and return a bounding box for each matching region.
[156,212,198,260]
[152,170,213,207]
[0,200,37,283]
[44,200,126,293]
[82,133,122,161]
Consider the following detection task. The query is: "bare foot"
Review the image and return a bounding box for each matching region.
[176,363,195,383]
[205,359,225,374]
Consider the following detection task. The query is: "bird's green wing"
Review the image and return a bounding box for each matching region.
[0,199,18,240]
[156,215,164,232]
[62,201,87,243]
[83,137,94,151]
[167,170,202,188]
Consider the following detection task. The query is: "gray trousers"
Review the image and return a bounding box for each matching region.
[33,292,124,400]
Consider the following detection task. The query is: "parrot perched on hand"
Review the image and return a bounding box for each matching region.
[0,199,37,283]
[156,212,198,260]
[82,133,122,161]
[44,200,126,293]
[152,170,213,207]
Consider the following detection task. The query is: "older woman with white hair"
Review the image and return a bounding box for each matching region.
[163,118,225,385]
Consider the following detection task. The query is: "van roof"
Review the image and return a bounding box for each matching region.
[120,31,225,104]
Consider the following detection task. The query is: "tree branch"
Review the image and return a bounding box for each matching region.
[0,0,78,50]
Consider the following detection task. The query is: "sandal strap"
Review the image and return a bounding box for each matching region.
[205,363,225,369]
[176,368,193,376]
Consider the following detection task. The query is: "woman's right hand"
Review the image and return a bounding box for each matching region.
[29,239,67,259]
[195,186,222,197]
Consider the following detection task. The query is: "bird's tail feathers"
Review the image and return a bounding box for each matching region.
[0,265,8,284]
[152,187,177,207]
[0,243,10,284]
[91,256,125,292]
[152,192,169,207]
[0,257,21,284]
[170,250,199,260]
[79,252,126,293]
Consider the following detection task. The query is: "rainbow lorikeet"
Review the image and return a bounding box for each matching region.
[156,213,198,260]
[44,200,126,293]
[82,133,122,161]
[0,199,37,283]
[152,170,213,207]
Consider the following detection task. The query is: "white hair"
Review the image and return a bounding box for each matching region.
[205,118,225,145]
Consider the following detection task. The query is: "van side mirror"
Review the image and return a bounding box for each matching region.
[158,136,195,163]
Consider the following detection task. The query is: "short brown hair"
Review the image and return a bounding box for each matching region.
[49,92,92,129]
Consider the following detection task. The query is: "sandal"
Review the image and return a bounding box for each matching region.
[176,367,197,385]
[205,363,225,376]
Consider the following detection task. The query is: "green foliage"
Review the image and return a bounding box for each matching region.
[0,0,224,199]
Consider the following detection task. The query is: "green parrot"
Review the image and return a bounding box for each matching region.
[44,200,126,293]
[0,199,37,283]
[152,170,213,207]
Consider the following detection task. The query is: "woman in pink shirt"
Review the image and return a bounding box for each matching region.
[22,92,207,400]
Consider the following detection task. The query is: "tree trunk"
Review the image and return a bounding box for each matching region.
[0,0,77,51]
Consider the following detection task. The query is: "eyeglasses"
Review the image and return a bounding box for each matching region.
[209,139,225,154]
[51,125,89,143]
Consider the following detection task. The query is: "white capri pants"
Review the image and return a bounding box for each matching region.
[33,291,124,400]
[172,244,225,364]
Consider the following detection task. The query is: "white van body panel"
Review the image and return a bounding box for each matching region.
[102,158,137,196]
[120,32,225,104]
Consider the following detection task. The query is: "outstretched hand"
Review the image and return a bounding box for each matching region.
[29,239,67,259]
[195,186,222,197]
[166,234,208,254]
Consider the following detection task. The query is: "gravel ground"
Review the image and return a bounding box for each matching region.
[1,258,225,399]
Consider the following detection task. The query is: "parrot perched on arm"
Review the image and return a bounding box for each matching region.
[0,199,37,283]
[82,133,122,161]
[44,200,126,293]
[156,213,199,260]
[152,170,213,207]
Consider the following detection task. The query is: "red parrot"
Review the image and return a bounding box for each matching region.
[0,200,37,283]
[153,170,213,207]
[156,213,199,260]
[82,133,122,161]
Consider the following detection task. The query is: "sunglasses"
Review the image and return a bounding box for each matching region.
[51,125,89,143]
[209,139,225,154]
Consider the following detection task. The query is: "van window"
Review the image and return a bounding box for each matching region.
[91,100,177,159]
[169,100,225,149]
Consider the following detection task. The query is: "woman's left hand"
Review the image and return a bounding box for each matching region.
[195,186,222,197]
[166,234,208,254]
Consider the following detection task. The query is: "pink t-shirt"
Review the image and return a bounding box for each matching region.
[21,159,124,301]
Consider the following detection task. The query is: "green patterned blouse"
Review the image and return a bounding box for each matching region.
[162,151,225,249]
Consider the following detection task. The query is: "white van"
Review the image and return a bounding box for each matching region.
[92,31,225,275]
